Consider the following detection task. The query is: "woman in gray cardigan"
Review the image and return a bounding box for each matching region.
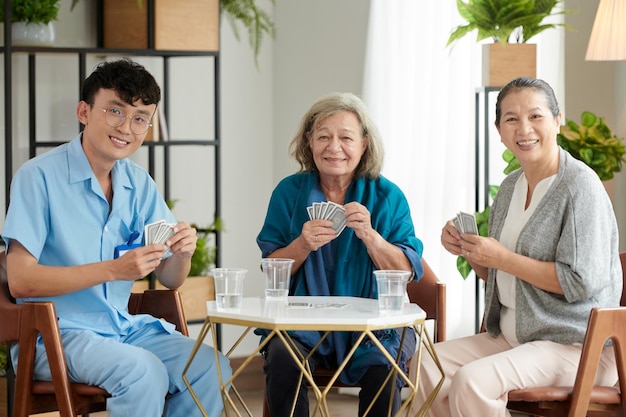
[415,77,621,417]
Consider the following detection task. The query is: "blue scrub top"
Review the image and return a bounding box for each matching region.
[2,135,177,336]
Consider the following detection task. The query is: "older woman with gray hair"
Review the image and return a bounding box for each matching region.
[257,92,424,417]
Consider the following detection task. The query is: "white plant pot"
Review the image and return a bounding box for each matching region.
[11,22,56,46]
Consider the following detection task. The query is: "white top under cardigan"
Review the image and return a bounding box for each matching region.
[497,173,556,347]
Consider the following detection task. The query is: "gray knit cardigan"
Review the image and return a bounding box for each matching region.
[484,148,621,344]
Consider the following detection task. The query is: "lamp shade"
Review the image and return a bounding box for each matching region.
[586,0,626,60]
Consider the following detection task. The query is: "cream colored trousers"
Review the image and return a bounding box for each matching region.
[410,332,617,417]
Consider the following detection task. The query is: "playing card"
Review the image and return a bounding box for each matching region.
[324,204,337,220]
[315,303,349,309]
[154,222,176,244]
[325,202,342,218]
[452,216,463,233]
[459,211,478,235]
[306,202,347,236]
[327,205,347,234]
[145,220,165,244]
[335,218,347,236]
[318,201,329,219]
[313,202,322,219]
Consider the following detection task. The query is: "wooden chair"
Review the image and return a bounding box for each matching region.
[506,251,626,417]
[0,251,189,417]
[262,258,446,416]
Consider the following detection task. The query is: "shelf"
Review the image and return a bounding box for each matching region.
[32,140,220,149]
[1,46,219,57]
[1,5,223,414]
[2,3,222,268]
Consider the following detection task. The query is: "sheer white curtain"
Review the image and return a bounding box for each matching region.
[362,1,482,337]
[362,1,565,338]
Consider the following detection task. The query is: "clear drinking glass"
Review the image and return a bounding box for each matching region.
[260,258,295,301]
[374,270,412,312]
[212,268,247,310]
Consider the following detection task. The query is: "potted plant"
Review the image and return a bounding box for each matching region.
[0,0,60,46]
[558,111,626,181]
[456,111,625,278]
[447,0,572,86]
[189,217,224,277]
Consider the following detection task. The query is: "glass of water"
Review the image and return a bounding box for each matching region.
[261,258,295,301]
[374,270,412,313]
[212,268,247,310]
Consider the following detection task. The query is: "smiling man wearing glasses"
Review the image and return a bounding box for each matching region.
[2,58,231,417]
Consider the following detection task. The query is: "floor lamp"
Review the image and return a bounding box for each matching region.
[586,0,626,251]
[586,0,626,61]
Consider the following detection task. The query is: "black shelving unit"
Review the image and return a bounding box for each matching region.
[2,3,222,270]
[2,3,224,415]
[473,86,502,333]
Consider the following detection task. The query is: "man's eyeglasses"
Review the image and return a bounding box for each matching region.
[91,104,153,135]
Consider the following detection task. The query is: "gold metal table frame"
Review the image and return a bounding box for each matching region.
[183,296,444,417]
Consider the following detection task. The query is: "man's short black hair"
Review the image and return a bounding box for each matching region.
[81,58,161,106]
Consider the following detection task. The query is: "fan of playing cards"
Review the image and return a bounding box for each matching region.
[307,201,348,236]
[145,220,176,245]
[452,211,479,235]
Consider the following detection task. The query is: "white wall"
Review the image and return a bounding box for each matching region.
[272,0,370,180]
[218,0,371,354]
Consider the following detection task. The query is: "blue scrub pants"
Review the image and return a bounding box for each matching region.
[27,322,231,417]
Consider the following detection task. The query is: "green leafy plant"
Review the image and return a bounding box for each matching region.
[189,217,224,277]
[221,0,276,66]
[558,111,626,181]
[447,0,572,47]
[0,0,60,24]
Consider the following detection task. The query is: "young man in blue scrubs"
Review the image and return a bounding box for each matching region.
[2,58,230,417]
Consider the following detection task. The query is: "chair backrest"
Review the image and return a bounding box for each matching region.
[567,306,626,417]
[406,258,446,342]
[507,251,626,417]
[129,289,189,336]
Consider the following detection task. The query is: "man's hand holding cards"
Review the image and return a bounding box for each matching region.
[452,211,479,235]
[144,220,176,245]
[307,201,347,236]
